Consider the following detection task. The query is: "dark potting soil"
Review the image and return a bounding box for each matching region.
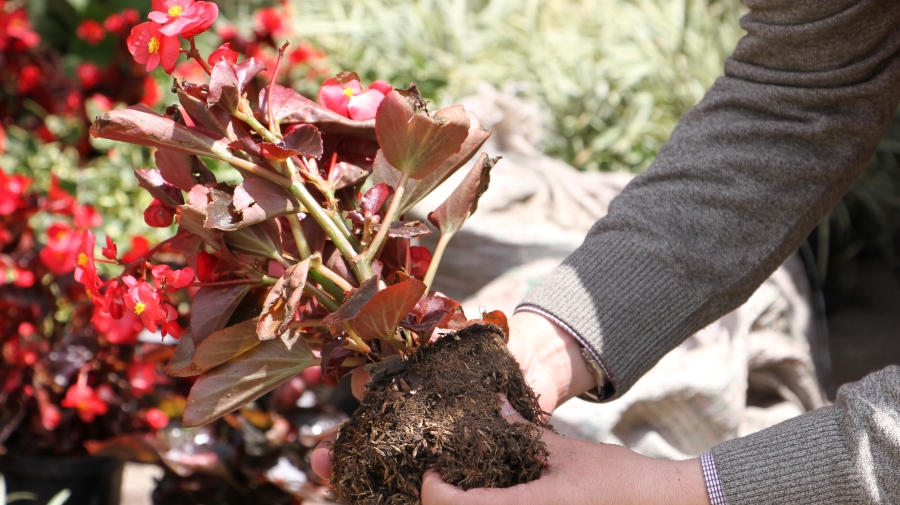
[330,324,551,505]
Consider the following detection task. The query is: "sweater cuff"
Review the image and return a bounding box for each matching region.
[701,452,729,505]
[710,406,867,505]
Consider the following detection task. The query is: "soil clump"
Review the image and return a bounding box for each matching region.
[330,324,551,504]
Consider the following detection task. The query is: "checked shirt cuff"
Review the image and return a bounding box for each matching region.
[701,452,728,505]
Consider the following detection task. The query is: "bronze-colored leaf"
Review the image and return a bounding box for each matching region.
[182,338,316,427]
[321,276,380,326]
[176,205,222,250]
[175,80,229,138]
[375,88,470,180]
[373,109,491,215]
[155,148,217,192]
[427,153,498,235]
[169,319,261,377]
[208,59,241,113]
[350,279,426,341]
[134,169,184,208]
[259,84,376,139]
[223,220,283,260]
[232,176,302,229]
[190,284,252,344]
[378,220,432,239]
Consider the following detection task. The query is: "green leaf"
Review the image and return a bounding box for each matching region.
[351,279,426,340]
[375,87,470,181]
[182,338,316,427]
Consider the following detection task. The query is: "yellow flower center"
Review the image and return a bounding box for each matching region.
[168,5,183,17]
[77,253,89,268]
[148,36,160,55]
[134,302,146,315]
[343,87,355,98]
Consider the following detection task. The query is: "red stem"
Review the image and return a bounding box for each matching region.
[188,278,265,288]
[267,41,291,133]
[185,38,213,75]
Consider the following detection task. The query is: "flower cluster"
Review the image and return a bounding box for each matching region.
[127,0,219,73]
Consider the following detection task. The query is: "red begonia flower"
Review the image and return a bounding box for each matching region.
[144,198,175,227]
[289,44,323,66]
[40,402,61,431]
[61,371,108,423]
[196,250,218,282]
[254,7,288,38]
[102,235,118,260]
[76,19,106,45]
[124,278,165,333]
[409,246,433,278]
[161,303,183,339]
[128,362,158,396]
[0,169,32,215]
[92,304,143,344]
[45,176,76,215]
[0,8,41,51]
[40,222,82,276]
[74,204,102,229]
[145,408,170,430]
[318,78,392,121]
[76,62,102,90]
[151,264,195,291]
[75,230,102,301]
[121,236,150,263]
[149,0,219,38]
[17,65,42,94]
[140,76,163,108]
[127,22,181,74]
[208,42,238,66]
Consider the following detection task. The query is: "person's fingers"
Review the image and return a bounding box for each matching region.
[497,393,526,424]
[310,430,337,479]
[350,366,371,399]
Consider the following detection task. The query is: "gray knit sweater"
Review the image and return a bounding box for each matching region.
[519,0,900,503]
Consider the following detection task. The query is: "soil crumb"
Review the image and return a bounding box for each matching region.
[330,324,551,505]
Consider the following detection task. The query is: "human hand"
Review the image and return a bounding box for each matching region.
[420,400,710,505]
[310,310,597,479]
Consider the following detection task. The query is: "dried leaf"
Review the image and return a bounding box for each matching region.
[90,105,230,159]
[427,153,498,235]
[257,260,310,340]
[190,284,252,344]
[373,111,491,215]
[182,338,315,427]
[134,169,184,208]
[350,279,426,340]
[321,276,380,326]
[375,88,470,180]
[380,221,432,239]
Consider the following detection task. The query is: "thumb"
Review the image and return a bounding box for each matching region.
[497,393,527,424]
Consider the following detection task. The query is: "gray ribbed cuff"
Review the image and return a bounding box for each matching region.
[711,406,867,504]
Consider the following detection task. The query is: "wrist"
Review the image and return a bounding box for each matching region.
[507,311,597,409]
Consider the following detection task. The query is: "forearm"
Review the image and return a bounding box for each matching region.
[522,0,900,400]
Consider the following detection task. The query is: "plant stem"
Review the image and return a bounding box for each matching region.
[188,276,276,288]
[185,38,213,75]
[286,214,311,259]
[344,324,371,354]
[304,282,339,312]
[233,110,280,144]
[267,42,290,136]
[422,232,453,293]
[309,269,346,302]
[289,181,372,281]
[223,153,292,189]
[311,264,354,292]
[330,211,362,250]
[362,172,409,263]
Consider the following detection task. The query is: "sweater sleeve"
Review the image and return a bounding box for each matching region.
[519,0,900,399]
[710,365,900,504]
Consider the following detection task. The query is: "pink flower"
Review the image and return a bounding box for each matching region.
[92,304,143,345]
[318,77,392,121]
[61,371,109,423]
[148,0,218,38]
[74,204,102,228]
[0,8,41,51]
[123,278,165,333]
[121,236,150,263]
[126,22,181,74]
[101,235,118,260]
[0,169,32,216]
[151,264,195,291]
[161,304,183,339]
[128,362,158,396]
[76,19,106,46]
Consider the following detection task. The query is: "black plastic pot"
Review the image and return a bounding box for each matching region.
[0,455,123,505]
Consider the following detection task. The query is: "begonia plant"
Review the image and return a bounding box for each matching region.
[86,0,501,432]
